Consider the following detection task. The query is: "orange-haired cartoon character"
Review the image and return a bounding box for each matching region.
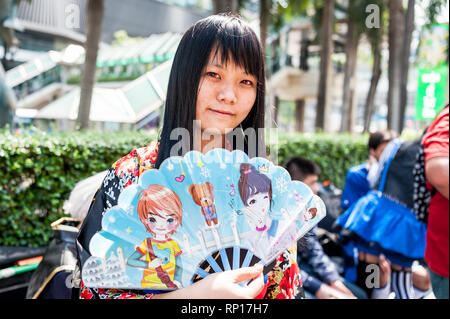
[127,184,183,289]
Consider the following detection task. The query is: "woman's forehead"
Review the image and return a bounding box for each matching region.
[207,45,254,76]
[207,50,238,69]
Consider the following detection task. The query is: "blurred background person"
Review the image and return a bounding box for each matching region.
[421,104,449,299]
[286,157,367,299]
[337,130,434,299]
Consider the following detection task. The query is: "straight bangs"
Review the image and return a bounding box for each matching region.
[210,17,263,90]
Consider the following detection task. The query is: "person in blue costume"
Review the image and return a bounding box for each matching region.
[338,130,396,297]
[337,130,429,299]
[341,130,398,210]
[340,163,370,211]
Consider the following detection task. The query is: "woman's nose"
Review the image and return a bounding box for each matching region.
[217,82,237,104]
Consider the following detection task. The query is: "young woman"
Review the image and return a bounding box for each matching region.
[76,14,303,299]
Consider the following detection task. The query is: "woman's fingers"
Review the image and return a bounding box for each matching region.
[231,264,264,283]
[229,265,265,299]
[243,272,265,298]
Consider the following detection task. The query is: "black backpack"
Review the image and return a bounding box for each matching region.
[380,132,433,225]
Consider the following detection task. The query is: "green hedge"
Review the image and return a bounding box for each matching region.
[0,129,157,247]
[0,130,369,247]
[276,133,369,189]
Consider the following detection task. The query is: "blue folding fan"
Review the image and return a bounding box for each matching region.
[82,149,326,290]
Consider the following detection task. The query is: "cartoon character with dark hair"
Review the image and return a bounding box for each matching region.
[127,184,183,289]
[238,163,279,255]
[188,182,218,227]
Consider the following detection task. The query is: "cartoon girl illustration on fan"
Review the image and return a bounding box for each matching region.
[127,184,183,289]
[238,163,279,258]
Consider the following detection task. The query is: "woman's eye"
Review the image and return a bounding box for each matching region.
[249,199,256,205]
[263,195,268,199]
[149,217,157,224]
[167,218,174,224]
[241,79,253,86]
[207,72,220,79]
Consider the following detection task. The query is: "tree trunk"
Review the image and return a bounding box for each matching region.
[363,46,382,133]
[387,0,405,133]
[398,0,415,133]
[274,95,279,126]
[295,99,306,132]
[212,0,238,14]
[0,62,15,129]
[340,18,360,133]
[77,0,104,131]
[295,29,310,133]
[315,0,334,132]
[270,36,280,76]
[259,0,271,56]
[300,29,310,71]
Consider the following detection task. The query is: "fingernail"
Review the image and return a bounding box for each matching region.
[264,275,268,284]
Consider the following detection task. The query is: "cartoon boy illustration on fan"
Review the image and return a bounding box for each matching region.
[127,184,183,289]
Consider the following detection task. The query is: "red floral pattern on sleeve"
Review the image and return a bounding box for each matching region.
[263,246,303,299]
[113,141,159,178]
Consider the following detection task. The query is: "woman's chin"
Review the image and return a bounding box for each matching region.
[202,126,230,137]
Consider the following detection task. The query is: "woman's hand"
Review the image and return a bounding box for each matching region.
[153,264,265,299]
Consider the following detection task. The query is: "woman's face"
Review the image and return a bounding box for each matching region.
[196,50,257,136]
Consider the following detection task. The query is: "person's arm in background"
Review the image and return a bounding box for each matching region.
[425,157,449,200]
[299,268,322,296]
[299,230,355,298]
[299,268,352,299]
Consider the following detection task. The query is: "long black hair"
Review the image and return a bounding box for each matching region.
[155,14,266,169]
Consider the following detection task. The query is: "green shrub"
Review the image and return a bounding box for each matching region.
[0,129,369,247]
[276,133,369,189]
[0,129,157,247]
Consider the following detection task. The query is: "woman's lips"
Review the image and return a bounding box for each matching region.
[209,108,234,116]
